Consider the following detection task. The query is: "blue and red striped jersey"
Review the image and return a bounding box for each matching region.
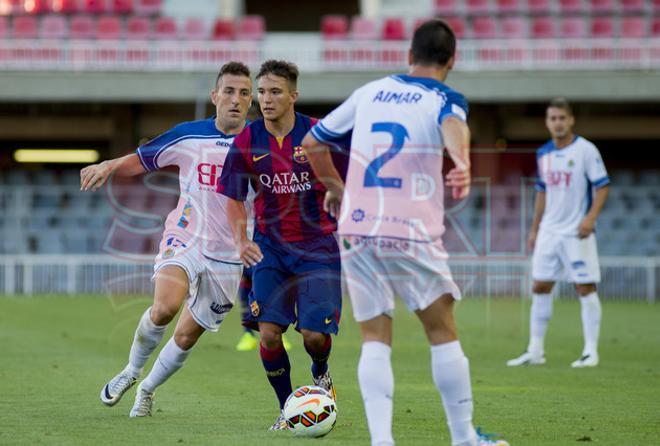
[219,112,347,243]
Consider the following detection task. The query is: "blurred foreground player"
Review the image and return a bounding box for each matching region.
[303,19,509,446]
[507,98,609,368]
[80,62,252,416]
[219,60,344,431]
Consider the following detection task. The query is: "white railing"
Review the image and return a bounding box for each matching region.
[0,254,657,301]
[0,38,659,72]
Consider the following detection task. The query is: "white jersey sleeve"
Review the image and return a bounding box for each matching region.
[310,89,361,144]
[585,144,610,188]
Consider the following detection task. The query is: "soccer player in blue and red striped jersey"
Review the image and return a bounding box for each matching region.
[218,60,344,431]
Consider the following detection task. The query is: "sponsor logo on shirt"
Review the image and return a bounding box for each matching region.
[351,209,366,223]
[258,171,312,194]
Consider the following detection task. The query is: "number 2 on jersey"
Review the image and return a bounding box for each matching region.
[363,122,409,189]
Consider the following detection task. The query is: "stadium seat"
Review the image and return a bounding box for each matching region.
[444,16,467,38]
[472,16,498,38]
[434,0,459,15]
[133,0,161,15]
[590,16,614,37]
[237,15,265,40]
[82,0,107,14]
[212,18,235,40]
[24,0,51,14]
[125,15,150,39]
[382,17,406,40]
[69,14,96,38]
[652,17,660,36]
[350,16,379,40]
[467,0,491,14]
[321,14,348,40]
[180,17,207,40]
[111,0,133,14]
[560,16,587,37]
[500,16,527,37]
[153,16,176,40]
[621,0,645,12]
[527,0,552,14]
[96,15,123,39]
[12,15,39,39]
[654,0,660,12]
[496,0,522,13]
[589,0,615,13]
[621,16,647,37]
[1,0,23,15]
[559,0,585,14]
[531,16,556,38]
[40,14,68,39]
[0,17,9,39]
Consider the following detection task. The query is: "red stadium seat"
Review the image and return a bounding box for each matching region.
[1,0,23,15]
[560,16,586,37]
[321,14,348,40]
[527,0,552,13]
[133,0,160,15]
[500,16,527,37]
[467,0,490,14]
[654,0,660,12]
[382,17,406,40]
[496,0,521,13]
[125,14,150,39]
[153,16,176,40]
[654,18,660,36]
[50,0,79,14]
[531,16,556,38]
[12,15,38,38]
[111,0,133,14]
[212,18,235,40]
[559,0,584,14]
[621,0,645,12]
[472,16,497,38]
[24,0,51,14]
[40,14,68,38]
[444,16,466,38]
[589,0,615,13]
[621,16,647,37]
[237,15,264,40]
[69,14,95,38]
[434,0,459,15]
[590,16,614,37]
[82,0,106,14]
[181,16,207,40]
[350,16,379,40]
[96,15,122,39]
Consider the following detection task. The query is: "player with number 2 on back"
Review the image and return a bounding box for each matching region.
[303,19,509,446]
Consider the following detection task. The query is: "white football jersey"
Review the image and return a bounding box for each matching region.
[311,74,468,243]
[535,136,609,236]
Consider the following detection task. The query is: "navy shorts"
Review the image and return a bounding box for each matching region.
[245,231,342,334]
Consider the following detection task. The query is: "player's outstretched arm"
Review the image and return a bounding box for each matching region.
[528,191,546,250]
[226,198,263,267]
[578,185,609,239]
[302,133,345,218]
[441,116,471,200]
[80,153,146,192]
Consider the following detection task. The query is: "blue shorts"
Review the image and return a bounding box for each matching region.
[245,231,342,335]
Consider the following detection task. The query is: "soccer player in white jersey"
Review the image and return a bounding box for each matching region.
[79,62,252,416]
[302,20,508,446]
[507,98,609,369]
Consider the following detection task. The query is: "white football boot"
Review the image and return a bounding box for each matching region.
[506,351,546,366]
[100,369,137,406]
[129,383,155,417]
[571,352,599,368]
[269,411,288,431]
[476,427,510,446]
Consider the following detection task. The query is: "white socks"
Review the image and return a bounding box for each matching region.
[579,292,601,355]
[141,337,192,393]
[431,341,476,446]
[358,342,395,446]
[127,307,168,377]
[528,293,553,356]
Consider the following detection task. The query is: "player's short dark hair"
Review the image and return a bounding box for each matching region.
[256,59,299,89]
[548,97,573,116]
[411,19,456,67]
[215,61,251,86]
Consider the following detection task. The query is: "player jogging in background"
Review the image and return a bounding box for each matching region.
[303,19,509,446]
[507,98,609,369]
[219,60,346,431]
[79,61,253,417]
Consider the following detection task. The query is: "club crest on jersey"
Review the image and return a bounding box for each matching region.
[568,159,574,168]
[293,146,309,164]
[250,301,260,317]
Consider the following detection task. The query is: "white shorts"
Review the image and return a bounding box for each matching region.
[340,235,462,323]
[154,235,241,332]
[532,231,600,284]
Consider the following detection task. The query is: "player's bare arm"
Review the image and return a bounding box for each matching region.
[578,185,609,239]
[528,191,546,250]
[441,116,471,200]
[226,197,263,267]
[302,133,345,219]
[80,153,146,192]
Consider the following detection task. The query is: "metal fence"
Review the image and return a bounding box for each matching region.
[0,254,657,301]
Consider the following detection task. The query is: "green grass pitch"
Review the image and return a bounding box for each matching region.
[1,295,658,445]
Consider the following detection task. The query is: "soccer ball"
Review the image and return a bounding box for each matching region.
[283,385,337,437]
